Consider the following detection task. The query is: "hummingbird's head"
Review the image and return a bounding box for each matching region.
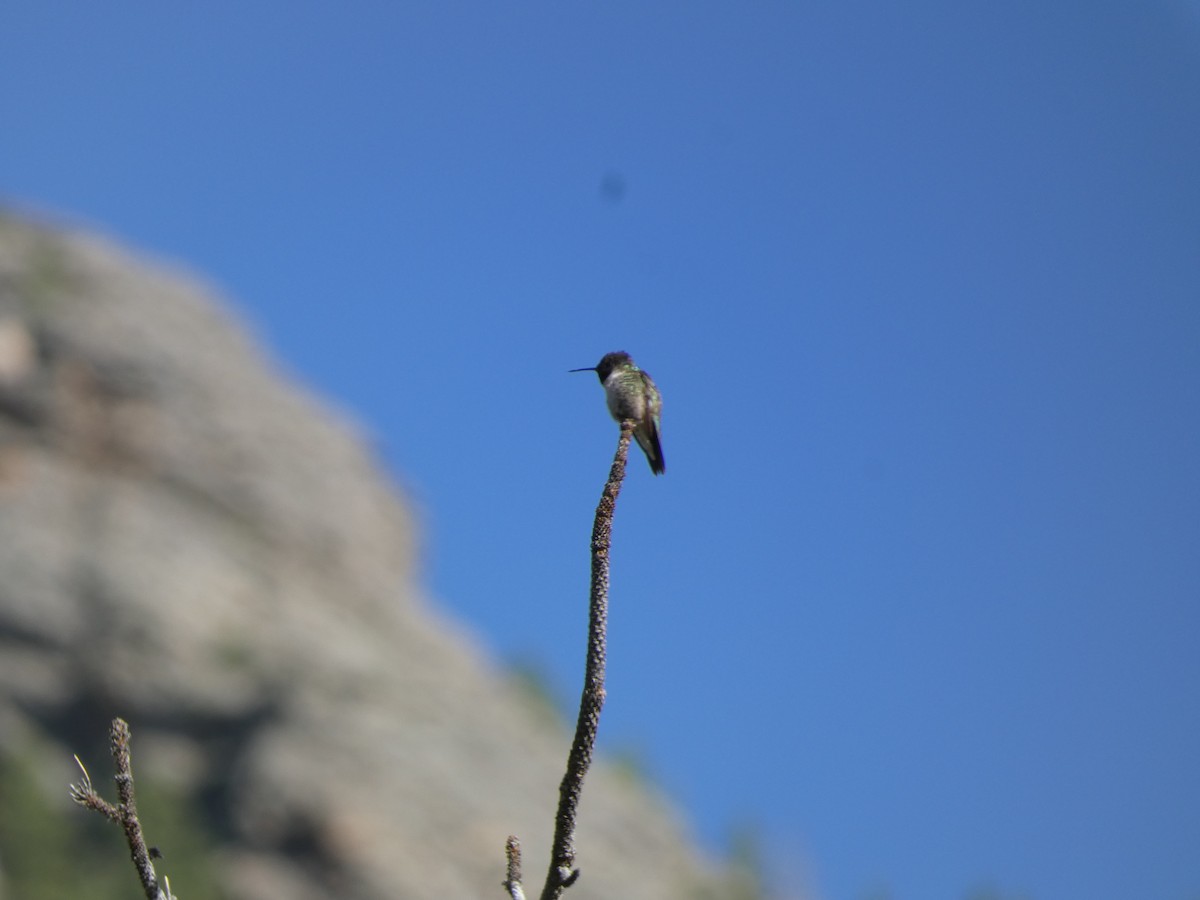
[569,350,633,382]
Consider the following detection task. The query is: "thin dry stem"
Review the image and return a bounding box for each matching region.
[504,422,633,898]
[70,718,171,900]
[538,421,633,900]
[504,835,527,900]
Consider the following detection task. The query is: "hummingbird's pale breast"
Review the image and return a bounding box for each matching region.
[603,371,648,422]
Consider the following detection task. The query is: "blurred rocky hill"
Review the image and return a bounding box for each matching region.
[0,212,748,900]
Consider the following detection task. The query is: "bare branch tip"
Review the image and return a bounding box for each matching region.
[504,835,526,900]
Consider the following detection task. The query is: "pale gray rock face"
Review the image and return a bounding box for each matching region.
[0,214,727,900]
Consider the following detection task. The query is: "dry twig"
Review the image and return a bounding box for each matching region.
[507,421,634,899]
[70,718,173,900]
[504,834,526,900]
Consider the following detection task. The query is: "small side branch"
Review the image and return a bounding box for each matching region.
[70,718,172,900]
[504,835,527,900]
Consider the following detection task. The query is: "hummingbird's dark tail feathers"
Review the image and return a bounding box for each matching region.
[639,432,666,475]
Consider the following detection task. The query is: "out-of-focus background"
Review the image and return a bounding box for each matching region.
[2,4,1199,899]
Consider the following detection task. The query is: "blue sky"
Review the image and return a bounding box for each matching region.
[4,4,1199,899]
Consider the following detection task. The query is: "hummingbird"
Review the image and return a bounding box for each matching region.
[570,351,665,475]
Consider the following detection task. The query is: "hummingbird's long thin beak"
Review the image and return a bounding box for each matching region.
[568,367,597,373]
